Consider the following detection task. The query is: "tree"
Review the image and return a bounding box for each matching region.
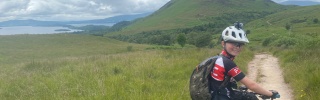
[313,18,319,24]
[149,33,174,45]
[177,33,187,47]
[195,33,213,48]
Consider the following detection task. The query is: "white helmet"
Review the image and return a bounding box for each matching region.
[221,23,249,43]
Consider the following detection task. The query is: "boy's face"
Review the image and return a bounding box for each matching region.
[222,41,244,56]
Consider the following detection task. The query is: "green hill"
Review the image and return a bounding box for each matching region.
[115,0,290,34]
[107,0,295,46]
[247,5,320,27]
[245,5,320,48]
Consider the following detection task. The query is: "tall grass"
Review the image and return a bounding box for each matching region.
[274,45,320,100]
[0,48,207,99]
[0,34,149,99]
[0,34,149,64]
[0,34,254,99]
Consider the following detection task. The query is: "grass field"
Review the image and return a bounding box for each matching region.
[0,34,254,99]
[0,34,149,64]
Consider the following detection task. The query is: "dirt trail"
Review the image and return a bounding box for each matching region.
[246,53,293,100]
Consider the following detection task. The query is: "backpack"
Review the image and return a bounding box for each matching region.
[189,55,220,100]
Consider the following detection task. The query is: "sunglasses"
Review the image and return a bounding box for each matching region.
[228,42,245,47]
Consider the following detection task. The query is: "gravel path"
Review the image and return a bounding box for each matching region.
[246,53,293,100]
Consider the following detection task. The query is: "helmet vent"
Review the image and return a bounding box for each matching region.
[232,32,236,38]
[239,33,243,38]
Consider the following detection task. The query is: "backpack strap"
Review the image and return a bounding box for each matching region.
[219,75,231,89]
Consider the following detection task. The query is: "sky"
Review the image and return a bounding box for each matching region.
[0,0,319,22]
[0,0,170,22]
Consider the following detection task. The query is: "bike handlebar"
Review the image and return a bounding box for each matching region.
[259,93,280,100]
[237,86,280,100]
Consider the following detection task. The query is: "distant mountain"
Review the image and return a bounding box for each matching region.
[66,12,152,24]
[280,1,320,6]
[0,12,152,27]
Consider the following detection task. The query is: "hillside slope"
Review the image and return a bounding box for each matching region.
[245,5,320,44]
[247,5,320,28]
[116,0,290,34]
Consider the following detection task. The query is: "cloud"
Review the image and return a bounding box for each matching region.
[0,0,170,21]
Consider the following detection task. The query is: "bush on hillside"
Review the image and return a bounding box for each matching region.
[313,18,319,24]
[185,32,213,48]
[273,36,297,48]
[148,33,175,45]
[195,33,213,48]
[290,18,307,23]
[262,35,277,46]
[177,33,187,47]
[263,35,299,48]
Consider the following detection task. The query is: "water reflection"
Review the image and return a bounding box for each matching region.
[0,26,82,35]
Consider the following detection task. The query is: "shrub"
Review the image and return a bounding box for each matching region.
[273,36,297,48]
[262,35,277,46]
[313,18,318,24]
[290,18,307,23]
[195,33,213,48]
[177,33,187,47]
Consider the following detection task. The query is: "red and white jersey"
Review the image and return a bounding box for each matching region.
[211,57,244,81]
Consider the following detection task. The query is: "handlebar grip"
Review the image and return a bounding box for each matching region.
[275,94,280,98]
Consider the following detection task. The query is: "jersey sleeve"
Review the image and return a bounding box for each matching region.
[223,58,245,81]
